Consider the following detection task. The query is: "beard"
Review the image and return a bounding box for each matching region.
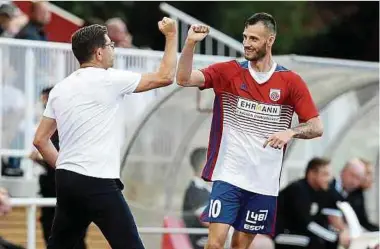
[244,42,267,61]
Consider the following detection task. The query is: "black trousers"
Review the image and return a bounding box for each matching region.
[41,207,87,249]
[47,169,145,249]
[39,173,87,249]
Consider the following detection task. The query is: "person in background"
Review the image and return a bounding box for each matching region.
[0,3,16,37]
[182,147,210,249]
[106,17,136,48]
[326,158,366,231]
[346,158,379,231]
[275,157,350,249]
[0,187,25,249]
[15,1,51,41]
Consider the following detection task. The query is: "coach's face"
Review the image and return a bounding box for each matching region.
[98,34,115,69]
[243,22,275,61]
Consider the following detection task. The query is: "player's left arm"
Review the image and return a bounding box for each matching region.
[264,74,322,149]
[290,116,323,139]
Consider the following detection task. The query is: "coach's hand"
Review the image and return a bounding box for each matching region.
[187,24,210,43]
[158,17,177,37]
[263,129,295,149]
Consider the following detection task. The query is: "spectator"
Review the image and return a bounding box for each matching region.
[105,17,136,48]
[182,147,210,249]
[1,63,25,177]
[325,158,366,233]
[328,158,366,200]
[274,157,351,249]
[0,188,11,216]
[346,158,379,231]
[15,1,51,41]
[0,187,25,249]
[29,87,87,249]
[0,3,16,37]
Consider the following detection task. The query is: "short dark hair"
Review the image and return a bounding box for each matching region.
[305,157,331,177]
[245,12,277,35]
[41,86,53,96]
[190,148,207,172]
[71,24,108,64]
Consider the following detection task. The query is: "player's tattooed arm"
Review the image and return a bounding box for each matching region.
[263,117,323,149]
[290,116,323,139]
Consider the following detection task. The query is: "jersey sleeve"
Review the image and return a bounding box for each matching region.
[290,73,319,123]
[199,61,232,92]
[106,68,142,96]
[43,94,56,120]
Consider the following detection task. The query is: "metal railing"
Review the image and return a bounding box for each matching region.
[159,3,243,57]
[10,198,208,249]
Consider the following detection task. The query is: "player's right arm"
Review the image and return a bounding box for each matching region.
[176,25,210,87]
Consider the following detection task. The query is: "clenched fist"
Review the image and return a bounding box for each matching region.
[158,17,177,37]
[187,24,210,43]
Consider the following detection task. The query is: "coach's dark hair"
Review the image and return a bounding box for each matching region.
[305,157,331,177]
[41,86,53,96]
[71,24,108,64]
[245,12,277,35]
[190,148,207,172]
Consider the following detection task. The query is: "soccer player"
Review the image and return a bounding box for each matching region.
[176,13,323,249]
[32,17,177,249]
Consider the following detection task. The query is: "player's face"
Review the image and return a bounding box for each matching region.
[315,165,332,191]
[242,23,274,61]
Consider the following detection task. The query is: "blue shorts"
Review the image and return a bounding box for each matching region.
[201,181,277,235]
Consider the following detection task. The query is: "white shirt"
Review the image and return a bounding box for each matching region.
[43,67,141,178]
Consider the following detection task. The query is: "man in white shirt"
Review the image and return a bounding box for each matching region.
[33,17,177,249]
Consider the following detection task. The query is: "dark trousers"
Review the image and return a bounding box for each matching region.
[47,169,145,249]
[41,207,87,249]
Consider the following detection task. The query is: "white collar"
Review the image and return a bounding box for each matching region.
[248,61,277,84]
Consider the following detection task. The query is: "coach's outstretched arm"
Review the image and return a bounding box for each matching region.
[176,25,210,87]
[134,17,178,93]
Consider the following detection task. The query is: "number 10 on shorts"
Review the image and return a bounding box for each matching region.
[209,199,221,218]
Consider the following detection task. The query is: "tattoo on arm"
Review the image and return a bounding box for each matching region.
[291,120,321,139]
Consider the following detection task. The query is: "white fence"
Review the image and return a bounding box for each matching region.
[0,37,231,180]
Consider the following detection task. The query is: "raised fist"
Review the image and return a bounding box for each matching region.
[187,24,210,42]
[158,17,177,37]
